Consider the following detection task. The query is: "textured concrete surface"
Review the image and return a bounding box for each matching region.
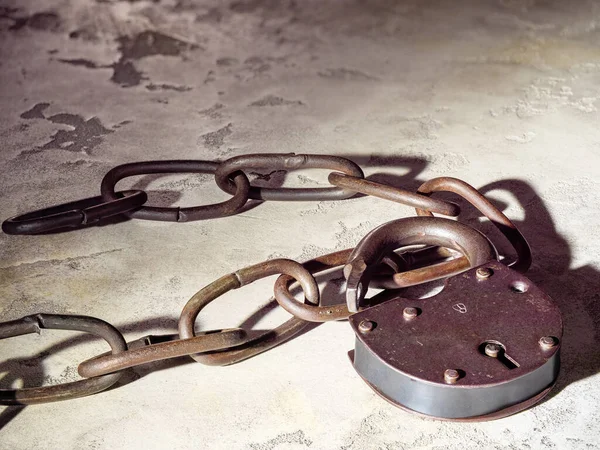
[1,0,599,449]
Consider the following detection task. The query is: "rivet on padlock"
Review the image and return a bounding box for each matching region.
[348,261,562,421]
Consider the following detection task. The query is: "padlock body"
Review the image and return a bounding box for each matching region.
[350,261,562,420]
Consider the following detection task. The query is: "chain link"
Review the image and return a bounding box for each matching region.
[178,259,319,364]
[415,176,532,272]
[1,190,147,235]
[100,160,251,222]
[78,329,247,378]
[0,314,127,405]
[327,172,460,216]
[214,153,364,201]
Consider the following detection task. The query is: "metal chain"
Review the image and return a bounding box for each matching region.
[0,152,531,404]
[1,153,458,233]
[100,160,251,222]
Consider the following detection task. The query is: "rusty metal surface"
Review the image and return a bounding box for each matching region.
[328,172,460,216]
[186,317,310,367]
[416,177,532,273]
[370,246,463,289]
[274,250,351,322]
[3,0,596,445]
[78,329,248,378]
[1,190,147,235]
[178,258,319,365]
[344,216,498,312]
[371,256,472,290]
[349,261,562,419]
[214,153,364,201]
[274,246,468,322]
[0,314,127,405]
[100,160,250,221]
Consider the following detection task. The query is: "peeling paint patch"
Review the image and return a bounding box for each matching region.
[20,103,50,119]
[249,95,304,107]
[111,59,146,87]
[60,31,200,87]
[42,117,113,154]
[145,83,192,92]
[109,31,199,87]
[19,111,115,156]
[199,103,225,119]
[112,120,133,129]
[59,58,100,69]
[200,123,232,149]
[21,12,61,31]
[68,28,98,41]
[58,57,147,88]
[248,430,312,450]
[5,11,62,32]
[318,68,379,81]
[46,113,86,127]
[117,31,198,60]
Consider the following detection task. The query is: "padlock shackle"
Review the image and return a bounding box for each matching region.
[344,216,497,312]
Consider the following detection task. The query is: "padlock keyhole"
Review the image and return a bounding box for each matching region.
[479,341,520,370]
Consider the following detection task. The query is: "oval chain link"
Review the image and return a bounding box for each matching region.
[0,314,127,405]
[328,172,460,216]
[2,190,147,235]
[101,160,251,222]
[415,177,532,273]
[178,259,319,365]
[214,153,364,201]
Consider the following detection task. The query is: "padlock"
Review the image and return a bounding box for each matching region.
[344,218,562,420]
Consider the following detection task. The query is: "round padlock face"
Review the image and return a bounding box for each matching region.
[349,261,563,421]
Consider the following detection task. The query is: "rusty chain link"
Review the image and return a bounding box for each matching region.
[178,259,320,365]
[0,152,532,403]
[214,153,364,201]
[415,176,532,273]
[327,172,460,216]
[0,314,127,405]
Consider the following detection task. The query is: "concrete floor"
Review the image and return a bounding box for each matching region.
[1,0,599,448]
